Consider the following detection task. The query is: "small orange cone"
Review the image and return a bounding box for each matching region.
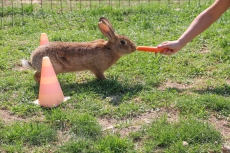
[34,56,69,107]
[40,33,49,46]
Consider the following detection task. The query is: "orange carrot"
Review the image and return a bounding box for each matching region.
[136,46,165,53]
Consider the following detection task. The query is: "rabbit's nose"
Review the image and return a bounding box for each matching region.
[132,44,137,50]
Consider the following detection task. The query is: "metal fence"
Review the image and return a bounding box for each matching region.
[1,0,214,28]
[2,0,214,13]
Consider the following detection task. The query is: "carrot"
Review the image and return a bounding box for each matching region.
[136,46,165,53]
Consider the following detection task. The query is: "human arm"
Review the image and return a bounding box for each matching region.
[158,0,230,55]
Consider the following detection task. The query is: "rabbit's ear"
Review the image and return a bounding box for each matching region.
[99,17,115,32]
[98,18,116,42]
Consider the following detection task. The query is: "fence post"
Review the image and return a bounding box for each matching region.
[70,0,72,11]
[80,0,81,9]
[11,0,14,26]
[61,0,63,13]
[21,0,24,24]
[1,0,3,28]
[51,0,52,10]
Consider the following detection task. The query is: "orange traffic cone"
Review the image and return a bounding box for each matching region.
[34,56,69,107]
[40,33,49,46]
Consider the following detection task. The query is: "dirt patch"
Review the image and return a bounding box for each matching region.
[0,109,45,124]
[226,80,230,85]
[199,48,211,54]
[199,44,211,54]
[157,79,218,91]
[208,115,230,143]
[57,130,72,146]
[158,81,194,91]
[98,108,230,144]
[98,107,179,137]
[0,109,25,123]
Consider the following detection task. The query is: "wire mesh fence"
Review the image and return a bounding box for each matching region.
[1,0,214,28]
[1,0,214,13]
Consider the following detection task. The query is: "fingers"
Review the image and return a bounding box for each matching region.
[157,41,180,55]
[157,41,170,48]
[160,48,175,55]
[157,41,174,55]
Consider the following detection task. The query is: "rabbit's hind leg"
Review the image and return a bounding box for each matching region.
[34,71,41,84]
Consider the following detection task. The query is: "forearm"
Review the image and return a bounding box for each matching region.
[178,0,230,47]
[178,11,216,46]
[158,0,230,55]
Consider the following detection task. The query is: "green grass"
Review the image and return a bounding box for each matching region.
[1,0,230,152]
[130,116,222,152]
[0,122,57,152]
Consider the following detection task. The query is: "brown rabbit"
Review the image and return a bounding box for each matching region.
[22,17,136,83]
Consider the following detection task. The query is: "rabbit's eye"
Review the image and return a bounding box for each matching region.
[120,40,126,45]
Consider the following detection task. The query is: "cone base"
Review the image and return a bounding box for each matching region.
[33,96,70,108]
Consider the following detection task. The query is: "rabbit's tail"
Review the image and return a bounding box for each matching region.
[21,59,33,69]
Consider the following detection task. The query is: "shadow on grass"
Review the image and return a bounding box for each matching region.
[159,83,230,98]
[60,79,144,106]
[28,76,144,106]
[193,84,230,97]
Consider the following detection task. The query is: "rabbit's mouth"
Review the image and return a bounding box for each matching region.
[131,44,137,52]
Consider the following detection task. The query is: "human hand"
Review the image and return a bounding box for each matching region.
[157,40,185,55]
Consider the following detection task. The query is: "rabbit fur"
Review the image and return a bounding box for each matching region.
[23,17,136,83]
